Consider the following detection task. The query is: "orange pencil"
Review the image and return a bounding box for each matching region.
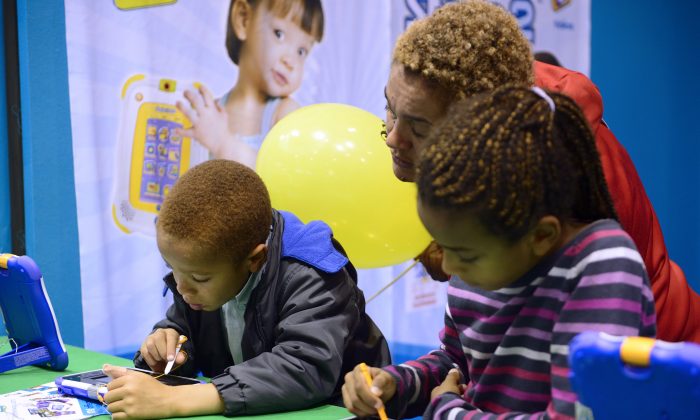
[359,362,388,420]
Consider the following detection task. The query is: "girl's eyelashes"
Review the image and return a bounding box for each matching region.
[297,47,308,58]
[192,276,210,283]
[273,29,284,40]
[458,255,479,264]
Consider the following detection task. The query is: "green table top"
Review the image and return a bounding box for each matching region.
[0,344,353,419]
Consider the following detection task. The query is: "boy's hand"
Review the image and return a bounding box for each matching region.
[175,84,229,157]
[139,328,187,372]
[103,364,224,419]
[342,364,396,418]
[430,369,465,400]
[102,364,175,419]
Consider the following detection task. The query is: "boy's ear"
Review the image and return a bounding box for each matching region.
[528,216,562,258]
[231,0,252,41]
[247,243,268,273]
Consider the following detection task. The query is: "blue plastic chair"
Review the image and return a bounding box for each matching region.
[0,254,68,373]
[569,331,700,419]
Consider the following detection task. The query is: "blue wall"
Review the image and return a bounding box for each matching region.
[0,2,10,256]
[591,2,700,292]
[14,0,84,345]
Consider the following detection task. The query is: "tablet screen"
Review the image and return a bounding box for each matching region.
[60,368,202,386]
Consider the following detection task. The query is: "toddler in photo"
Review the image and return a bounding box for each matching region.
[176,0,323,168]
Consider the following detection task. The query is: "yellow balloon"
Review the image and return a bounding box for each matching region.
[257,103,431,269]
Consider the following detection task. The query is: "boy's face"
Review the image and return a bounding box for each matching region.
[157,228,260,311]
[241,6,316,97]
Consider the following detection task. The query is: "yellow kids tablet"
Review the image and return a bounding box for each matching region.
[111,75,207,236]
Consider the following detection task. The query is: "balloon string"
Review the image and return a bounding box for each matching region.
[366,259,419,304]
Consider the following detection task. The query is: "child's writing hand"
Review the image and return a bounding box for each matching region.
[341,364,396,418]
[102,364,176,419]
[430,368,465,400]
[176,85,229,157]
[139,328,188,373]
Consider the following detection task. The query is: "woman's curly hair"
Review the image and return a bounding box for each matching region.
[393,0,533,101]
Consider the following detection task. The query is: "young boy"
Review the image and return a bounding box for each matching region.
[102,159,389,418]
[176,0,323,168]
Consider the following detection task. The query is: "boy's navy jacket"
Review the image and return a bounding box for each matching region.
[134,210,390,415]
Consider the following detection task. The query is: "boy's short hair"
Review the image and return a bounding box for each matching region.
[226,0,325,65]
[393,0,533,101]
[157,160,272,263]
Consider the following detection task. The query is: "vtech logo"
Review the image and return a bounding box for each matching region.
[509,0,535,43]
[552,0,572,11]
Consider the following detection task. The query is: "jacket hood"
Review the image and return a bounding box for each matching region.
[279,210,348,274]
[534,61,603,133]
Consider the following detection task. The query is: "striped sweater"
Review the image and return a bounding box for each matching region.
[384,219,656,419]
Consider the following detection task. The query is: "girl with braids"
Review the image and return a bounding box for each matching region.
[342,86,656,419]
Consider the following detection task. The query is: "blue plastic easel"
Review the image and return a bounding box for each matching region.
[569,331,700,419]
[0,253,68,372]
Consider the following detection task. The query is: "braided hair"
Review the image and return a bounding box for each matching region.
[417,86,617,242]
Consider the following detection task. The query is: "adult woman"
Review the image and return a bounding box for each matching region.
[395,0,699,343]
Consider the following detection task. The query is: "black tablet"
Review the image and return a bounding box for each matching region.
[55,368,204,401]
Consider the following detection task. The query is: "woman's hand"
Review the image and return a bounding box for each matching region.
[341,364,396,418]
[417,241,450,281]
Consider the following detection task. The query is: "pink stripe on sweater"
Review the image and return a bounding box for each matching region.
[554,322,638,336]
[563,298,641,313]
[578,271,643,288]
[550,364,569,379]
[520,306,559,320]
[564,229,626,256]
[533,287,570,301]
[449,285,511,308]
[450,307,517,324]
[552,388,579,403]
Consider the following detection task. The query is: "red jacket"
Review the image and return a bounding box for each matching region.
[534,61,700,343]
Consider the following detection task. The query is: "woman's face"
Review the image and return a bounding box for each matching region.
[383,63,451,182]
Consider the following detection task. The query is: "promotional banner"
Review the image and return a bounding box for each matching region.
[64,0,590,358]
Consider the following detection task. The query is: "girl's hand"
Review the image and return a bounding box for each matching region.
[341,364,396,418]
[138,328,186,372]
[102,365,176,419]
[430,369,465,400]
[175,84,229,157]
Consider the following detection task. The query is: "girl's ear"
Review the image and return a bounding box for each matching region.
[529,216,562,258]
[231,0,252,41]
[247,243,268,273]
